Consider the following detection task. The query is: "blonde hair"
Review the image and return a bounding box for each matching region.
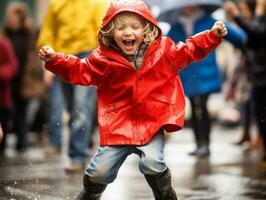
[99,12,159,47]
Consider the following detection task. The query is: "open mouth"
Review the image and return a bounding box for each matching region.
[122,39,136,47]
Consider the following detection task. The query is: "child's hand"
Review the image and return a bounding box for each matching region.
[39,46,56,62]
[211,21,228,38]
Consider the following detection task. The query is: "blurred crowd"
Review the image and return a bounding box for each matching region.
[0,0,266,171]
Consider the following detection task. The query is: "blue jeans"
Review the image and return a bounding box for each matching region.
[85,131,167,185]
[47,52,97,165]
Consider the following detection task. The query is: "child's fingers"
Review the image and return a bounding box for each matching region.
[215,21,224,27]
[42,45,50,51]
[219,28,228,36]
[39,49,50,61]
[217,25,226,32]
[223,29,228,36]
[40,46,52,55]
[39,54,46,60]
[39,46,56,62]
[217,23,226,31]
[40,47,53,56]
[216,22,226,35]
[39,49,46,58]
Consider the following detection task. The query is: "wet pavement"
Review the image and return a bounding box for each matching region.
[1,125,266,200]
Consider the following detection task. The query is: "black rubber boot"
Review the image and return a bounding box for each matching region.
[75,175,107,200]
[144,168,178,200]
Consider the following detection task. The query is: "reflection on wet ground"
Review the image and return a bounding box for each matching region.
[0,125,266,200]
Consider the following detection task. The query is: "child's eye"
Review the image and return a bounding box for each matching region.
[132,26,140,30]
[116,26,125,31]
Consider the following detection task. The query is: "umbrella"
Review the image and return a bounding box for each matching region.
[157,0,223,23]
[144,0,161,6]
[144,0,163,17]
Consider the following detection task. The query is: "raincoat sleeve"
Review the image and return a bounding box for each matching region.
[44,51,105,86]
[169,30,222,71]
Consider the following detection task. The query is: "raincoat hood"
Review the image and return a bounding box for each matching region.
[99,0,162,38]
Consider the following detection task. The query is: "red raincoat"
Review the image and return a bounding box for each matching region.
[45,0,222,146]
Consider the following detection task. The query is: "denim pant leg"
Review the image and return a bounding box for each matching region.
[47,77,65,146]
[85,146,130,185]
[68,85,97,165]
[136,131,167,175]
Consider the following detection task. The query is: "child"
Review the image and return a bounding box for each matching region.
[39,0,227,199]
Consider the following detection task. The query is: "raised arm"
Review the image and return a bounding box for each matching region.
[39,46,105,86]
[169,21,225,71]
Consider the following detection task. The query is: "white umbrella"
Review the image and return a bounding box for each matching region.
[157,0,223,23]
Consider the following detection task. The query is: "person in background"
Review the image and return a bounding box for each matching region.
[3,2,35,151]
[166,4,246,157]
[225,0,266,168]
[0,28,18,153]
[36,0,109,173]
[225,0,261,149]
[39,0,227,199]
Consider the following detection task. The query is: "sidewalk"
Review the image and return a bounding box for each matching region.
[0,125,265,200]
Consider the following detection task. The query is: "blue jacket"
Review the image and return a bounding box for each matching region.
[167,14,246,97]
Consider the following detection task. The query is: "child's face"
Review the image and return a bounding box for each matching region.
[113,12,145,55]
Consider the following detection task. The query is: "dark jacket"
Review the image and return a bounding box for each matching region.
[234,15,266,87]
[4,28,32,99]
